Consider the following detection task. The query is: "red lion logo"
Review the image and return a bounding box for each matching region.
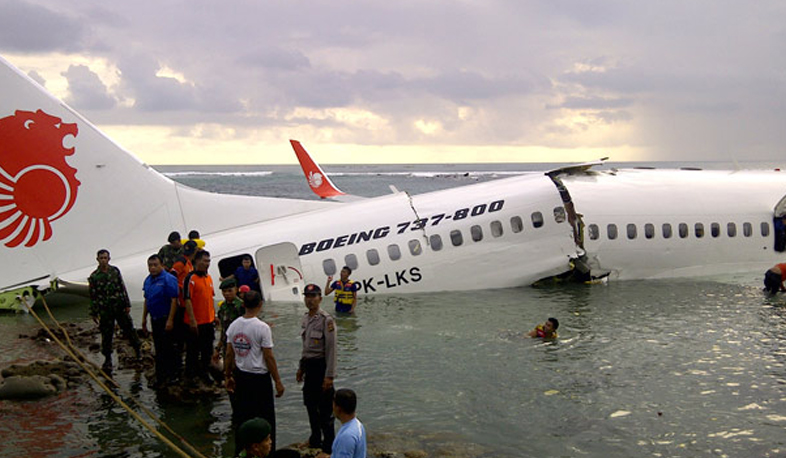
[0,109,80,248]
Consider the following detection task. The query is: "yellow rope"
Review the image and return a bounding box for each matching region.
[23,298,196,458]
[39,297,211,458]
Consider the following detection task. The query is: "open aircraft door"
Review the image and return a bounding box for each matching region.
[255,243,305,302]
[775,194,786,218]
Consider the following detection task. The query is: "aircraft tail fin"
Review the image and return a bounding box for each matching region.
[0,55,329,291]
[290,140,348,199]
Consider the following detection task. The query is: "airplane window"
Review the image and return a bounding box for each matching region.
[644,223,655,239]
[471,225,483,242]
[607,224,618,240]
[408,239,422,256]
[711,222,720,238]
[366,248,381,265]
[387,244,401,261]
[627,223,637,240]
[743,222,752,237]
[429,234,443,251]
[761,222,770,237]
[491,221,504,238]
[531,212,544,228]
[662,223,672,239]
[510,216,523,233]
[553,207,566,223]
[695,223,705,238]
[588,224,599,240]
[727,222,737,237]
[344,254,359,270]
[323,259,337,276]
[679,223,688,238]
[450,230,463,246]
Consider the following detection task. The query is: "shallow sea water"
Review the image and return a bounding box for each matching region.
[2,163,786,457]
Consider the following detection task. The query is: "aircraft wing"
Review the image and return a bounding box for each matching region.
[546,158,608,177]
[290,140,364,201]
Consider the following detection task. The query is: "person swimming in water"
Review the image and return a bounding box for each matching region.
[528,317,559,339]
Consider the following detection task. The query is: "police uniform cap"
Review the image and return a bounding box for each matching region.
[183,240,198,255]
[303,284,321,295]
[219,278,237,290]
[237,417,271,450]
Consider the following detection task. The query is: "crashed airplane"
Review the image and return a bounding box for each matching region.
[1,54,785,306]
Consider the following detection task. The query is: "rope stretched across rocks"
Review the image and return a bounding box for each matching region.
[25,296,206,458]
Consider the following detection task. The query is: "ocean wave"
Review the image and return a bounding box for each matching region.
[163,171,274,177]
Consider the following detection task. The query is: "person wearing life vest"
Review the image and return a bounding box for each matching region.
[528,317,559,339]
[324,266,360,314]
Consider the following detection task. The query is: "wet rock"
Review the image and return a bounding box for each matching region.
[0,374,66,399]
[1,360,84,386]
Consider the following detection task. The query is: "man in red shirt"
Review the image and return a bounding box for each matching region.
[184,249,216,384]
[170,240,198,380]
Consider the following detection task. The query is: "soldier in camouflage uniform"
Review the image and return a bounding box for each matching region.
[88,249,141,371]
[157,231,183,270]
[215,278,246,359]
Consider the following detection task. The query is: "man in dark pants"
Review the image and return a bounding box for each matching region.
[141,254,179,387]
[88,249,141,372]
[183,249,216,385]
[296,284,337,453]
[225,291,284,453]
[170,240,198,381]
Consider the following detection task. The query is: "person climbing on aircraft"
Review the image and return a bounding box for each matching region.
[528,317,559,339]
[763,263,786,294]
[324,267,360,314]
[157,231,183,270]
[183,229,206,250]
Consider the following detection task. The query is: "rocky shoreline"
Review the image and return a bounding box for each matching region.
[1,322,489,458]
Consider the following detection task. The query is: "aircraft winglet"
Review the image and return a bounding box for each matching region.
[290,140,347,199]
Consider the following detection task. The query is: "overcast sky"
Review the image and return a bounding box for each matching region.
[1,0,785,164]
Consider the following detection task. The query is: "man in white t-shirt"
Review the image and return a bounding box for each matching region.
[226,291,285,454]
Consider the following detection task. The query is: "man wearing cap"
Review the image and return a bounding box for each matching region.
[297,284,337,453]
[141,254,179,386]
[226,291,285,452]
[157,231,183,270]
[183,249,216,384]
[236,417,272,458]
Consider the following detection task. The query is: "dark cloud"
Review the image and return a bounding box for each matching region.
[0,0,86,52]
[116,54,242,114]
[6,0,784,160]
[62,64,116,110]
[237,48,311,71]
[549,95,633,110]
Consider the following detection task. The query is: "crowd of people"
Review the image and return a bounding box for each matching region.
[86,231,367,458]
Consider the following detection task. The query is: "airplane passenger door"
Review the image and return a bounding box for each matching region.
[255,242,304,302]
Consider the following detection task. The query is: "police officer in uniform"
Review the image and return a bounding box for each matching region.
[296,284,337,453]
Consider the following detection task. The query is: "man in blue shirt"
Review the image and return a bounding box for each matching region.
[317,389,366,458]
[142,254,180,386]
